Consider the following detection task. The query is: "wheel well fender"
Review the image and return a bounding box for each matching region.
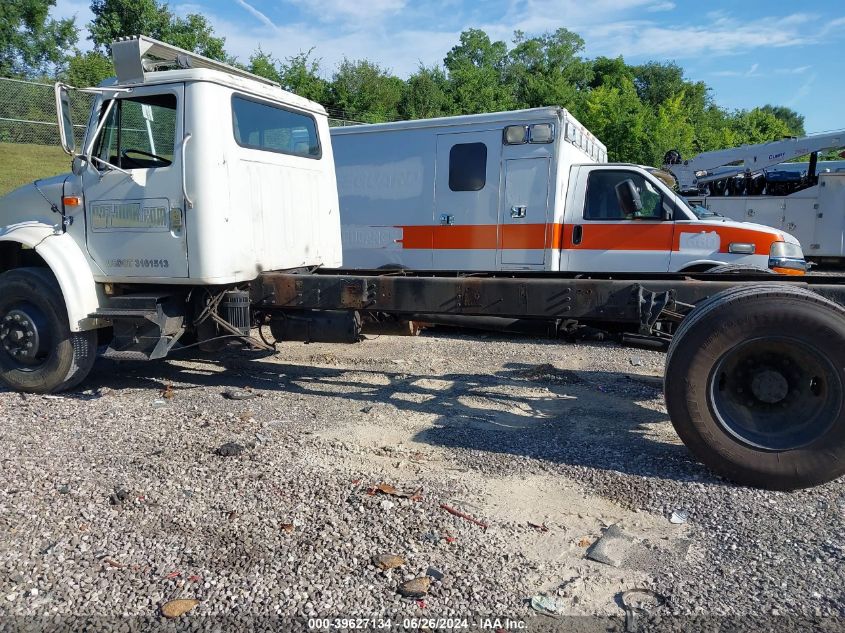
[0,224,103,331]
[679,260,724,273]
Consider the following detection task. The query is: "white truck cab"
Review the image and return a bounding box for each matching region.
[0,36,341,391]
[331,111,806,275]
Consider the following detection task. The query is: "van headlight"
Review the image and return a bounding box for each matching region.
[769,241,807,274]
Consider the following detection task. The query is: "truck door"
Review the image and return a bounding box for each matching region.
[433,131,501,270]
[499,155,551,268]
[82,84,188,278]
[563,166,673,272]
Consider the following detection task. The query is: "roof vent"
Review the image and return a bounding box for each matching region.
[110,35,279,87]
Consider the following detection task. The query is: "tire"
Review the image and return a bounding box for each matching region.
[706,263,774,274]
[665,284,845,489]
[0,268,97,393]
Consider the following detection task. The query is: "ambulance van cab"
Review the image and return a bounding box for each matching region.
[331,107,806,274]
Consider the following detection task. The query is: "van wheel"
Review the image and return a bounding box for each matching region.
[0,268,97,393]
[706,263,774,274]
[665,284,845,489]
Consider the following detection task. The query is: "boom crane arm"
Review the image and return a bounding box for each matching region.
[665,131,844,193]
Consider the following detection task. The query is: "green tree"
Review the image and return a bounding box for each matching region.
[444,29,514,113]
[588,56,634,90]
[400,65,453,119]
[163,14,228,61]
[330,58,403,122]
[89,0,228,61]
[729,107,793,146]
[632,61,687,107]
[0,0,78,77]
[279,49,330,104]
[579,79,651,164]
[506,28,592,110]
[248,47,281,83]
[65,50,113,86]
[759,104,805,136]
[648,92,696,166]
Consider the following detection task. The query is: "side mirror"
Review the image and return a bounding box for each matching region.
[615,179,643,216]
[54,83,76,155]
[71,155,87,175]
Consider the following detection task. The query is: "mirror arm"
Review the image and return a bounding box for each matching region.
[89,155,131,177]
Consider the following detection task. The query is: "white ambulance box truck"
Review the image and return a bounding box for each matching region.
[331,108,805,274]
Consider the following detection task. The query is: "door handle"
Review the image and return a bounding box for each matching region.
[181,133,193,209]
[439,213,454,225]
[572,225,583,245]
[510,205,527,219]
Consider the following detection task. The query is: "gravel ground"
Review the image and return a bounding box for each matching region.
[0,329,843,630]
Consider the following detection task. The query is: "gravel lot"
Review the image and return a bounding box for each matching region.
[0,329,843,629]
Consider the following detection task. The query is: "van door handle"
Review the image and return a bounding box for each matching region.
[439,213,454,225]
[510,205,526,219]
[572,225,583,245]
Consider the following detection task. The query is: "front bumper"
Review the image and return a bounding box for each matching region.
[769,256,808,275]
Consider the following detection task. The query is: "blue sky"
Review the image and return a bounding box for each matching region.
[54,0,845,133]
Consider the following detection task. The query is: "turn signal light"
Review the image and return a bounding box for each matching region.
[62,196,82,207]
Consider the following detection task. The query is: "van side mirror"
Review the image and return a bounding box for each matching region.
[615,179,643,216]
[54,83,76,155]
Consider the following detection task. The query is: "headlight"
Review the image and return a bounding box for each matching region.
[770,241,804,259]
[769,241,807,274]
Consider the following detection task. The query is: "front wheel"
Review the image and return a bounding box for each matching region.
[665,284,845,489]
[0,268,97,393]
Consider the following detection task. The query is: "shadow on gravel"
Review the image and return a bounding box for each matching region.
[56,344,720,486]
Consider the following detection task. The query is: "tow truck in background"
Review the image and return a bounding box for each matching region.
[665,132,845,264]
[2,36,845,490]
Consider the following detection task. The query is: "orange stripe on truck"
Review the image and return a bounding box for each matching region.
[395,223,783,253]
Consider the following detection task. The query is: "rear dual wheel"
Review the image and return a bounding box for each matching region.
[665,284,845,489]
[0,268,96,393]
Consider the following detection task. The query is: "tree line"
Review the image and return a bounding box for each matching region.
[2,0,817,166]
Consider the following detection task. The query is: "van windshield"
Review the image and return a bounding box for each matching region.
[692,205,722,219]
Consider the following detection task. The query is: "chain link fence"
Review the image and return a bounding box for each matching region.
[0,77,93,147]
[0,76,360,150]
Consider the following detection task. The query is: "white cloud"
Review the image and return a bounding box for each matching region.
[646,1,675,12]
[479,4,828,60]
[786,72,817,107]
[286,0,407,24]
[775,65,811,75]
[233,0,278,30]
[711,63,760,78]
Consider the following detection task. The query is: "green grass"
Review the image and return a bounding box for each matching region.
[0,142,72,197]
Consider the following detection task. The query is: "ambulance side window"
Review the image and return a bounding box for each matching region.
[584,170,663,220]
[449,143,487,191]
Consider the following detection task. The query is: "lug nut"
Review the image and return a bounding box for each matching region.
[25,342,33,349]
[13,314,20,321]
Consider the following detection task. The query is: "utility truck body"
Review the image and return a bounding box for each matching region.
[1,36,845,492]
[332,111,805,274]
[687,171,845,262]
[664,133,845,262]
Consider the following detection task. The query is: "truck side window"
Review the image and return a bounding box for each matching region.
[231,95,320,159]
[93,94,177,170]
[584,171,663,220]
[449,143,487,191]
